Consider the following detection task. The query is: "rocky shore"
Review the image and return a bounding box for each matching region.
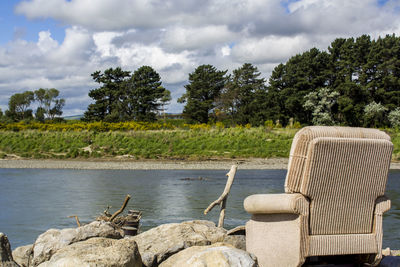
[1,220,252,267]
[1,220,399,267]
[1,158,400,170]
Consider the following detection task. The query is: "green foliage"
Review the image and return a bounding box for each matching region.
[268,48,330,124]
[267,34,400,127]
[6,91,35,121]
[125,66,169,121]
[35,107,45,123]
[34,88,65,120]
[364,101,388,127]
[388,108,400,128]
[84,67,131,122]
[0,126,296,159]
[264,120,274,129]
[84,66,170,122]
[303,87,339,125]
[217,63,268,126]
[1,124,400,160]
[179,64,227,123]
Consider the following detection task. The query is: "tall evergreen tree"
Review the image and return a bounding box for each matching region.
[125,66,169,121]
[267,48,330,124]
[83,67,131,122]
[178,65,227,123]
[218,63,268,125]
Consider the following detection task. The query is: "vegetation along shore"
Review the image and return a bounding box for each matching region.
[0,120,400,169]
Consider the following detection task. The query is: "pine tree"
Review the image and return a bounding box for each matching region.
[179,65,227,123]
[125,66,169,121]
[218,63,268,126]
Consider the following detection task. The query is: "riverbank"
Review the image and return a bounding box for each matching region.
[0,158,289,169]
[1,158,400,169]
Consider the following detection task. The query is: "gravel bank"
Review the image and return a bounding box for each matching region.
[0,158,289,170]
[0,158,399,170]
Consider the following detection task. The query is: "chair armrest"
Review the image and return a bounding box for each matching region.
[244,193,309,215]
[375,196,391,215]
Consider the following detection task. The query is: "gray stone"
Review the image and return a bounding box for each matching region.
[37,237,142,267]
[32,220,122,266]
[0,233,19,267]
[223,235,246,251]
[159,242,258,267]
[12,244,33,267]
[127,220,227,267]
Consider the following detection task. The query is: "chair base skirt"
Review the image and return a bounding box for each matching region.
[246,214,305,267]
[308,234,377,256]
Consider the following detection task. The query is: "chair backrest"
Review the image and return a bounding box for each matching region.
[285,126,393,235]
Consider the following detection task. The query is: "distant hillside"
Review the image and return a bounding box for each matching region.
[63,115,84,120]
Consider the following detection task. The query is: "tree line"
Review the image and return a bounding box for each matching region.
[0,88,65,122]
[178,34,400,128]
[2,34,400,128]
[83,66,171,122]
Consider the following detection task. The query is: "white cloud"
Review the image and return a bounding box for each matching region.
[37,30,58,52]
[2,0,400,116]
[162,25,236,52]
[231,35,312,64]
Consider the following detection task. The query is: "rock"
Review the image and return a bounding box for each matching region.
[380,256,400,267]
[0,233,19,267]
[391,250,400,256]
[382,247,400,257]
[12,244,33,267]
[383,247,392,256]
[223,235,246,251]
[37,237,141,267]
[32,220,122,266]
[128,220,227,267]
[159,242,258,267]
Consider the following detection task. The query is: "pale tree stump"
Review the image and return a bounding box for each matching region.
[204,165,237,228]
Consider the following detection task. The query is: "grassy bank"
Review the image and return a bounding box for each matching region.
[0,123,399,161]
[0,127,295,160]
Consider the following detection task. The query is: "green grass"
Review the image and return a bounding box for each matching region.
[0,127,296,160]
[1,127,399,161]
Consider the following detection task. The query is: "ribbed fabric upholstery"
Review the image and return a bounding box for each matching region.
[308,234,377,256]
[285,126,390,193]
[302,138,393,235]
[245,126,393,267]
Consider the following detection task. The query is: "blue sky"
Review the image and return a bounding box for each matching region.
[0,0,399,116]
[0,1,65,44]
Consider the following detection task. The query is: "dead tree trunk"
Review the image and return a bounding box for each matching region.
[204,165,237,227]
[109,194,131,222]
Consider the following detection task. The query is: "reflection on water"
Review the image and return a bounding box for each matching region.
[0,168,399,249]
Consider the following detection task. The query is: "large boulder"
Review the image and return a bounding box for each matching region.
[0,233,19,267]
[159,242,258,267]
[32,221,122,266]
[37,237,142,267]
[12,244,33,267]
[128,220,227,267]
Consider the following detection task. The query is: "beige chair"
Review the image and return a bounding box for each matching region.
[244,126,393,267]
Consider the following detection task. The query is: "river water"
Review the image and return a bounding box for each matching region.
[0,169,399,249]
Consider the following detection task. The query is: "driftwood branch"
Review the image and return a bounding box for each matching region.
[68,215,81,227]
[109,194,131,222]
[103,206,112,217]
[204,165,237,227]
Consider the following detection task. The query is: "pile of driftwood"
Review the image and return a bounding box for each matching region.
[70,194,142,236]
[70,164,239,236]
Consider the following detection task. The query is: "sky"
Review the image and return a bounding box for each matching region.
[0,0,400,116]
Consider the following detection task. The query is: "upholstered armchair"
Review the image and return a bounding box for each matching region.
[244,126,393,267]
